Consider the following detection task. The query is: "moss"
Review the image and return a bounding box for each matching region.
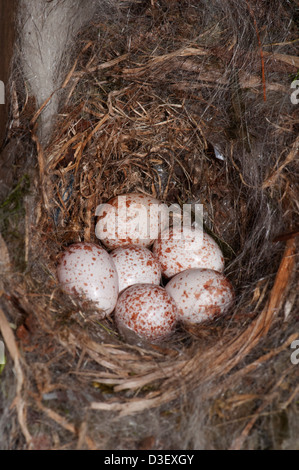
[0,174,30,271]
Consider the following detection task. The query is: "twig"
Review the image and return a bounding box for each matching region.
[36,400,97,450]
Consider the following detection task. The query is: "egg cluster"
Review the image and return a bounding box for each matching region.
[57,193,234,344]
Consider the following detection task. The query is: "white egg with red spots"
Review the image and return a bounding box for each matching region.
[153,226,225,278]
[115,284,178,343]
[111,245,161,293]
[95,193,169,249]
[165,268,234,324]
[57,242,118,316]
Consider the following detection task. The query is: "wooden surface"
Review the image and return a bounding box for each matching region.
[0,0,16,148]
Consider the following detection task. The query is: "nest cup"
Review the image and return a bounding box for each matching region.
[0,0,298,450]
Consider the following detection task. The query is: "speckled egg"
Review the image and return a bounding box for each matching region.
[57,242,119,316]
[114,284,178,343]
[152,226,225,278]
[111,245,161,293]
[165,268,234,324]
[95,193,169,249]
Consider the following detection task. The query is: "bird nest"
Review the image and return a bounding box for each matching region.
[0,0,298,450]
